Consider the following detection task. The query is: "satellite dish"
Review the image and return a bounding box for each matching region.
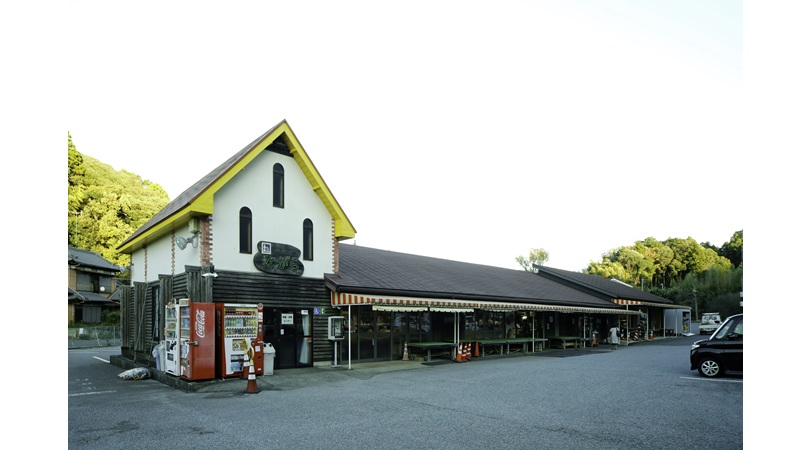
[176,236,188,250]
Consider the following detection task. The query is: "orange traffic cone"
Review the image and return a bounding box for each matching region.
[455,343,464,362]
[244,354,260,394]
[465,342,472,361]
[474,341,481,357]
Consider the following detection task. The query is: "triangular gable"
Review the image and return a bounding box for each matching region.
[118,120,356,254]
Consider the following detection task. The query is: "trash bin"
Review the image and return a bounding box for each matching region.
[152,342,165,371]
[263,342,276,376]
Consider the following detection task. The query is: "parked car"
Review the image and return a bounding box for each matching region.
[698,312,722,335]
[690,314,743,378]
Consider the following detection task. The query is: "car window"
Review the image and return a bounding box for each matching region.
[732,319,743,337]
[711,317,738,340]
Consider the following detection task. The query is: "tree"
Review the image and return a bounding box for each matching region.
[68,133,171,266]
[516,248,550,272]
[718,230,743,268]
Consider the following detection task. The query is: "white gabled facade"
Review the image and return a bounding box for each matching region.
[121,120,356,284]
[211,149,334,277]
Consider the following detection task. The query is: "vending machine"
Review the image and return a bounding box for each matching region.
[178,300,216,381]
[215,303,264,378]
[164,300,182,376]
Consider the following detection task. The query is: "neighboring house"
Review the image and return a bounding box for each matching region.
[68,247,122,324]
[115,120,684,375]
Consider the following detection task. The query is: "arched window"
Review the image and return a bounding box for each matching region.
[273,163,284,208]
[239,207,252,254]
[303,219,313,261]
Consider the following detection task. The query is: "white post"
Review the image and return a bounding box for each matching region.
[348,305,352,370]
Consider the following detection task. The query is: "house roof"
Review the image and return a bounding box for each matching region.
[325,244,628,310]
[533,265,675,305]
[68,247,121,272]
[68,288,117,304]
[78,291,116,304]
[117,120,356,254]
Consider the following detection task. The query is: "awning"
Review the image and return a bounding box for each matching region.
[331,292,476,309]
[429,307,474,313]
[613,299,689,309]
[373,305,428,312]
[331,292,639,315]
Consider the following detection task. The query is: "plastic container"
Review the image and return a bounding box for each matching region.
[263,342,276,375]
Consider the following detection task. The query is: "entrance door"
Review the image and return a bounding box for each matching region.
[263,308,313,369]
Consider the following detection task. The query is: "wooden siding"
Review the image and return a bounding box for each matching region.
[118,267,342,367]
[212,270,340,364]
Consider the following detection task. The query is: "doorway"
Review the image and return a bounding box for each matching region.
[263,308,313,369]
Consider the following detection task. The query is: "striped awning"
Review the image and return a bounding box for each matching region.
[613,299,690,309]
[373,305,428,312]
[331,292,639,315]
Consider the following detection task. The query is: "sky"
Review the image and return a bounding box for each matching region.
[53,0,746,273]
[5,1,800,441]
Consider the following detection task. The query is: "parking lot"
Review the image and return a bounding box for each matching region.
[68,336,743,449]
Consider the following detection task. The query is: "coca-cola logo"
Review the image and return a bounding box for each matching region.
[195,309,206,338]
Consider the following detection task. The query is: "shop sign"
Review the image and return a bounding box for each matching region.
[253,241,304,276]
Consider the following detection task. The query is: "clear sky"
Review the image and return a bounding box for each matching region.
[62,0,744,272]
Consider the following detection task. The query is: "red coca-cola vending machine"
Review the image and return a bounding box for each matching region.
[216,303,264,378]
[179,300,216,381]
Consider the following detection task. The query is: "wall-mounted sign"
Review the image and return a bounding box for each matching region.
[282,313,294,325]
[253,241,304,276]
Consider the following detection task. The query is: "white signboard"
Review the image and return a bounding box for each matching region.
[281,313,293,325]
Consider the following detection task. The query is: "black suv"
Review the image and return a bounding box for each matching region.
[690,313,743,378]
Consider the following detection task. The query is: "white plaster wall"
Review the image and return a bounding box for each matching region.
[211,150,334,278]
[130,223,201,283]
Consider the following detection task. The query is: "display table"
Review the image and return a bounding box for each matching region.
[549,336,581,350]
[405,342,458,362]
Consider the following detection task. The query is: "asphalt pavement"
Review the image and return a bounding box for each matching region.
[113,336,695,394]
[72,334,746,450]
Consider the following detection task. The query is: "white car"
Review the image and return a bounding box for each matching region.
[698,312,722,335]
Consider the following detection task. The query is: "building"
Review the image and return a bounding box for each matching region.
[68,247,123,324]
[115,120,687,374]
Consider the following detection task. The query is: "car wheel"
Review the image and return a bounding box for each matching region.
[698,357,723,378]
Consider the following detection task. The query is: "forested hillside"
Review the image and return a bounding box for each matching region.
[68,133,170,267]
[584,231,743,319]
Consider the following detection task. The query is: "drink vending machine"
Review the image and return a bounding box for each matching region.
[179,300,216,381]
[215,303,264,378]
[164,300,181,376]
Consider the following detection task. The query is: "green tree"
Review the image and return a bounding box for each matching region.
[68,133,171,266]
[516,248,550,271]
[718,230,743,268]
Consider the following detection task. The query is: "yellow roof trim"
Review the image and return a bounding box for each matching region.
[118,121,355,253]
[282,124,356,239]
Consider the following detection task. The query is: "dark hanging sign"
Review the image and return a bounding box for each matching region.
[253,241,304,276]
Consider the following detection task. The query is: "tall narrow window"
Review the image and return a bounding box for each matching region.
[303,218,313,261]
[239,207,252,254]
[273,163,284,208]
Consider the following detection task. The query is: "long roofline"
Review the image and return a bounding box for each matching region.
[117,120,356,254]
[533,264,674,304]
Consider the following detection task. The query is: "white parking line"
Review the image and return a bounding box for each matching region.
[680,376,743,383]
[69,390,117,397]
[93,356,110,363]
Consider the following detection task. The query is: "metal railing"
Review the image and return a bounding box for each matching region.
[68,326,121,348]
